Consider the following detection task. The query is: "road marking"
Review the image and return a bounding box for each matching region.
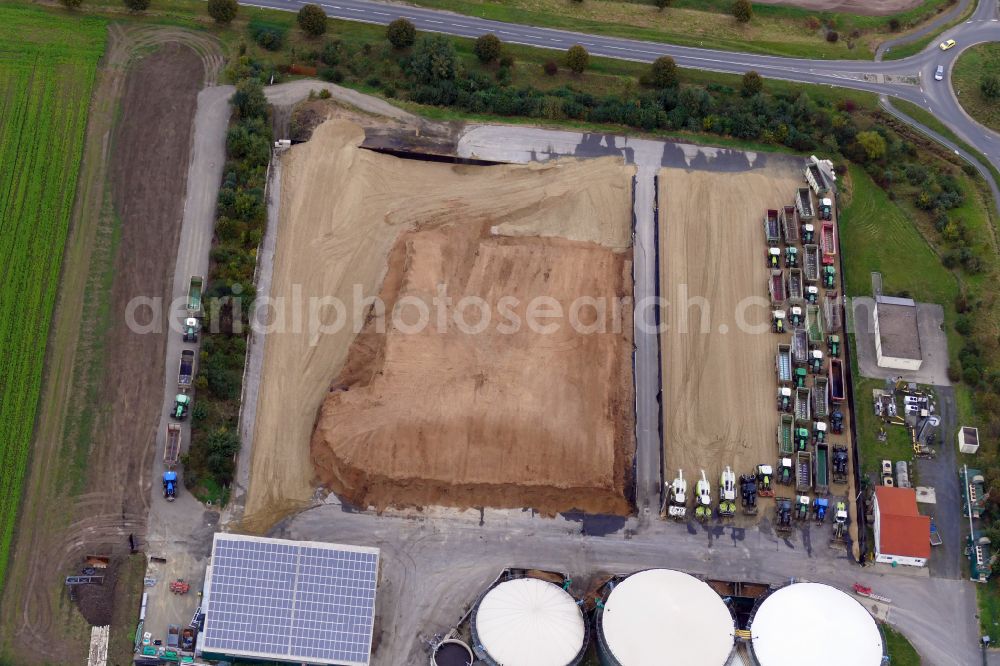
[424,19,443,23]
[371,10,389,15]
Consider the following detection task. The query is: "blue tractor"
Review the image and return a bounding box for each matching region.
[163,471,178,502]
[813,497,829,523]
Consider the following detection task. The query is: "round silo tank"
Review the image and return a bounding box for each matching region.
[595,569,735,665]
[749,582,885,666]
[471,577,587,666]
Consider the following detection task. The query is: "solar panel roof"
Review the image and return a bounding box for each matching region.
[202,534,379,666]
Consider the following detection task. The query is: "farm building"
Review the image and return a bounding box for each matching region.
[198,534,379,666]
[873,296,923,371]
[873,486,930,567]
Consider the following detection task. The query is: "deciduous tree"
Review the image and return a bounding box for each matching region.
[297,4,328,37]
[648,56,677,88]
[474,33,502,64]
[741,70,763,96]
[733,0,753,23]
[207,0,238,24]
[387,18,416,49]
[566,44,589,74]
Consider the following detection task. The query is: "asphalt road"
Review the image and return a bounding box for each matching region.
[243,0,1000,176]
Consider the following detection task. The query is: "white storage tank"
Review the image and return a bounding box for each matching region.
[471,577,587,666]
[749,582,885,666]
[595,569,735,665]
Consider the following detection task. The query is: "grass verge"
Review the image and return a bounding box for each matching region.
[952,43,1000,134]
[883,623,922,665]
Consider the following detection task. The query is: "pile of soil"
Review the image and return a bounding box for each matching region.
[247,119,635,523]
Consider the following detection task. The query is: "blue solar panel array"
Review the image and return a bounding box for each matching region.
[203,536,378,665]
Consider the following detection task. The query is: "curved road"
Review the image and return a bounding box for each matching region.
[244,0,1000,175]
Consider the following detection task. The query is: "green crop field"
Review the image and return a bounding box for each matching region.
[0,5,106,592]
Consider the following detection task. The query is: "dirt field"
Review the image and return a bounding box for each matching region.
[754,0,923,15]
[245,119,634,525]
[659,166,801,495]
[0,29,219,664]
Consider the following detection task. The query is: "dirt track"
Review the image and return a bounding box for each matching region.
[659,166,800,492]
[245,119,634,525]
[0,28,219,664]
[754,0,923,15]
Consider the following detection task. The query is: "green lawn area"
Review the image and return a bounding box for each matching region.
[838,164,959,305]
[953,43,1000,134]
[405,0,953,59]
[979,583,1000,639]
[0,4,106,594]
[883,624,921,665]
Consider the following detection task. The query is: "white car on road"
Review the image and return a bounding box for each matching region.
[935,65,945,81]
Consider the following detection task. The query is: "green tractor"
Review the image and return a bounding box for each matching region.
[172,394,191,420]
[813,421,827,444]
[802,223,815,244]
[809,349,824,375]
[822,265,836,290]
[777,457,794,485]
[778,387,793,413]
[794,367,808,388]
[785,246,799,268]
[805,285,819,304]
[794,495,810,521]
[790,306,804,327]
[795,427,810,451]
[827,335,840,358]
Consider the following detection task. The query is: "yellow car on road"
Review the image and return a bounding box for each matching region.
[939,39,957,51]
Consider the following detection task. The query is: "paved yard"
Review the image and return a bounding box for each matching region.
[852,297,950,385]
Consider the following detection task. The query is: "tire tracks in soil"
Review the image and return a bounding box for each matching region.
[0,25,222,664]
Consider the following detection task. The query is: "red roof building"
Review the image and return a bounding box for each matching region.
[873,486,930,567]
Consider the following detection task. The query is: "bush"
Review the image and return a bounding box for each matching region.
[320,67,344,83]
[123,0,150,10]
[947,366,961,383]
[387,18,416,49]
[297,4,328,37]
[981,74,1000,100]
[956,314,973,336]
[474,33,502,64]
[888,17,900,31]
[232,78,268,121]
[499,54,515,69]
[543,60,558,76]
[732,0,752,23]
[741,70,763,96]
[806,16,820,30]
[655,0,673,8]
[648,56,678,89]
[566,44,589,74]
[826,30,839,43]
[249,21,285,51]
[61,0,83,7]
[964,367,982,386]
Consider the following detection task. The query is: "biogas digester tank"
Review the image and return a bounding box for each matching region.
[595,569,736,666]
[471,577,587,666]
[749,582,885,666]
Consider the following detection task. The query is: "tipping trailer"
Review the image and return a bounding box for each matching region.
[781,205,800,243]
[804,244,821,283]
[821,222,837,265]
[792,329,809,366]
[177,350,195,389]
[824,294,842,331]
[807,304,824,345]
[788,268,804,303]
[813,376,830,419]
[805,162,829,195]
[776,344,792,384]
[795,187,814,221]
[164,423,181,468]
[768,269,785,305]
[778,414,795,455]
[187,276,203,315]
[830,358,845,402]
[764,209,781,246]
[815,443,830,494]
[794,387,811,424]
[796,451,813,492]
